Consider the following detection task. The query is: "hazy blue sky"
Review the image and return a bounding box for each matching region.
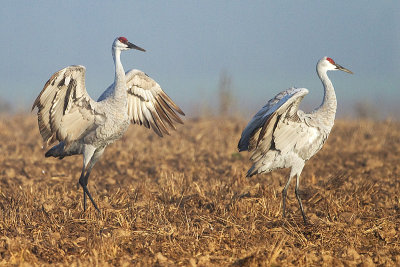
[0,1,399,117]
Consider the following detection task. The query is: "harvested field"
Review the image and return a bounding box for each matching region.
[0,115,399,266]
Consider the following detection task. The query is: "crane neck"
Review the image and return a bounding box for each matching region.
[315,68,337,127]
[112,47,128,101]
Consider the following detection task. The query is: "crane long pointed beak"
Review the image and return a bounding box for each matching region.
[127,42,146,52]
[335,64,353,74]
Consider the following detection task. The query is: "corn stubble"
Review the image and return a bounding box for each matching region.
[0,115,399,266]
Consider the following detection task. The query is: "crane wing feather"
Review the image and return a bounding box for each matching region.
[32,65,98,147]
[238,87,309,153]
[124,69,185,137]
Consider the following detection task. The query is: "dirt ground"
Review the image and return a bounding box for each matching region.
[0,115,399,266]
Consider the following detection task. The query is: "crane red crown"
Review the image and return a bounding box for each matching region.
[118,37,128,44]
[326,57,335,65]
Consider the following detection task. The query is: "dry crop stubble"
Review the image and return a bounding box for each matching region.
[0,115,399,265]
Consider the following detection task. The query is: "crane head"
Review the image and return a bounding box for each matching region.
[318,57,353,74]
[113,37,146,52]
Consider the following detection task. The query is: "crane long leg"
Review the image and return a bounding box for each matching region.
[78,145,102,213]
[79,168,100,212]
[78,169,88,211]
[282,174,295,218]
[295,174,307,224]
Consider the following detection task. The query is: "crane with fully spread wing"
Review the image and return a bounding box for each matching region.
[238,57,352,223]
[32,37,185,212]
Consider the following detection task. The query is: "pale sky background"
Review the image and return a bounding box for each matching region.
[0,1,399,118]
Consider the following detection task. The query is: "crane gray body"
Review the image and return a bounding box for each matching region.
[238,57,352,223]
[33,37,185,211]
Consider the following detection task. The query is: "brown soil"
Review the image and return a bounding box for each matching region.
[0,115,399,266]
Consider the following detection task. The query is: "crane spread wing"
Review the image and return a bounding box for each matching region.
[32,65,98,147]
[238,87,309,154]
[124,69,185,137]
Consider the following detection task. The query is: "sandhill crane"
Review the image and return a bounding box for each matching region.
[238,57,352,223]
[32,37,185,212]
